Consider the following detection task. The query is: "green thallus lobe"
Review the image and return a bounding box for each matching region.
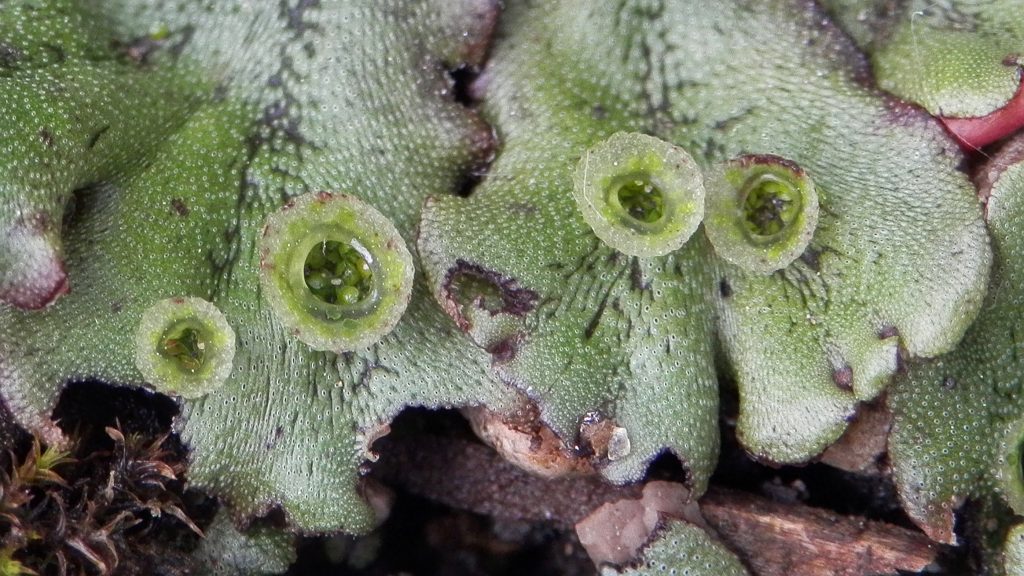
[134,297,236,399]
[704,154,819,273]
[572,132,705,257]
[998,419,1024,514]
[259,192,414,352]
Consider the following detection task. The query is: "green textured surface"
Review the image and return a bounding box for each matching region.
[0,0,998,558]
[0,0,512,533]
[0,2,204,309]
[889,144,1024,545]
[193,512,296,576]
[825,0,1024,118]
[601,520,748,576]
[419,0,989,477]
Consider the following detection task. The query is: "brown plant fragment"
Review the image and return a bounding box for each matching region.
[701,488,937,576]
[371,431,640,528]
[820,400,892,475]
[372,430,938,576]
[464,403,593,479]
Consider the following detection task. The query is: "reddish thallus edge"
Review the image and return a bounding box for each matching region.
[942,79,1024,151]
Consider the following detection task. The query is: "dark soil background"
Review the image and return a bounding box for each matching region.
[0,380,973,575]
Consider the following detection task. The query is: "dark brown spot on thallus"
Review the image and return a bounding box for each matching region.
[38,128,54,148]
[719,278,732,298]
[942,376,956,390]
[0,43,24,67]
[87,125,110,149]
[832,365,853,391]
[800,247,821,272]
[266,425,285,449]
[735,153,806,176]
[441,260,540,331]
[487,336,520,364]
[878,325,898,340]
[171,198,189,217]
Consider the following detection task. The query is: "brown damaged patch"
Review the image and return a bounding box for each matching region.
[877,325,899,340]
[894,485,962,546]
[358,421,393,464]
[486,333,523,365]
[37,128,55,149]
[577,412,631,463]
[463,402,594,479]
[831,364,853,392]
[732,153,806,176]
[170,198,190,217]
[441,259,540,331]
[451,0,502,67]
[452,118,497,197]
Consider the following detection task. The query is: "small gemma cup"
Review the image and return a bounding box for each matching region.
[572,132,705,257]
[134,297,236,399]
[258,191,414,352]
[704,154,819,273]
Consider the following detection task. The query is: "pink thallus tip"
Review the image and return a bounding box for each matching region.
[942,78,1024,151]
